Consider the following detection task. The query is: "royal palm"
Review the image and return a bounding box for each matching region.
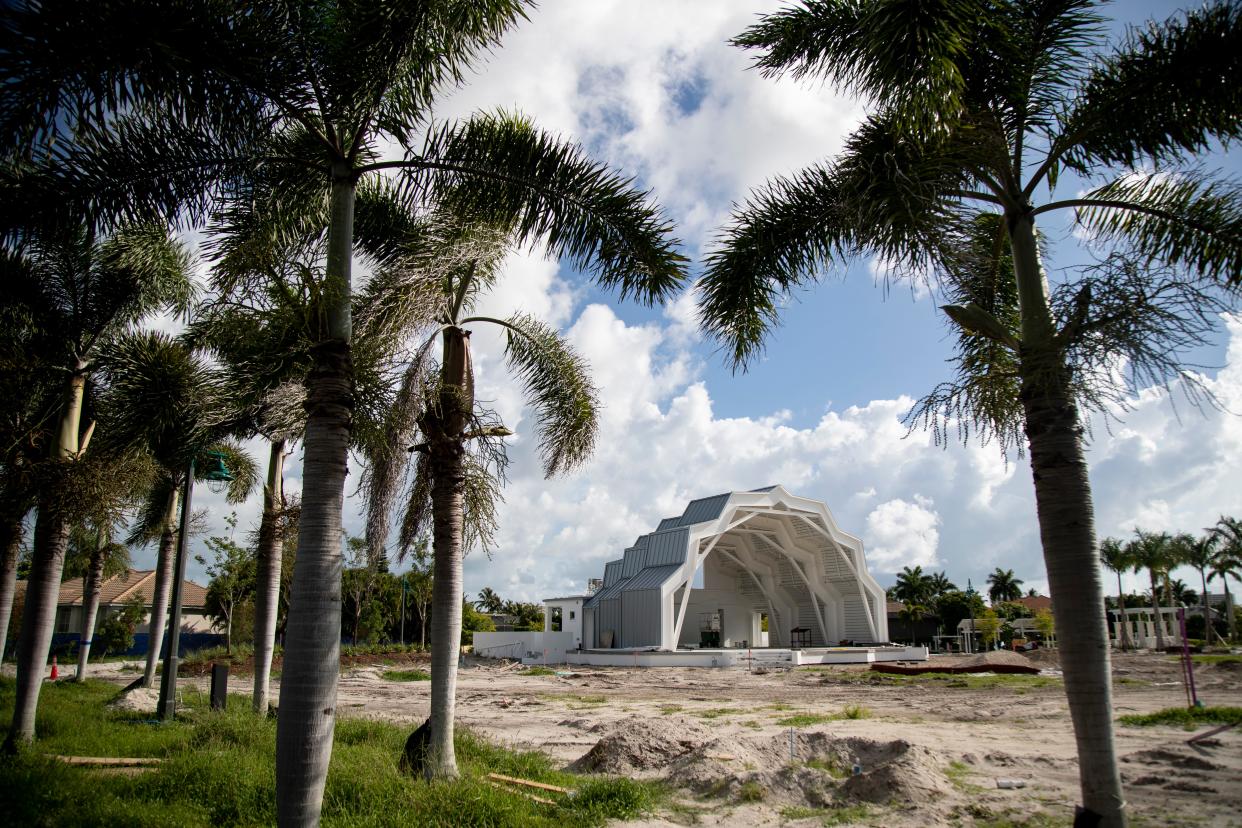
[698,3,1241,823]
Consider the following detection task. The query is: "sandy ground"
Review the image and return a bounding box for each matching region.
[84,650,1242,827]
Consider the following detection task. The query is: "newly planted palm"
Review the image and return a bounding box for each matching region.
[1,222,192,747]
[360,213,612,779]
[1183,534,1222,645]
[99,331,258,691]
[1129,530,1178,651]
[700,4,1241,822]
[65,522,131,680]
[1,3,684,815]
[1099,538,1134,650]
[1208,516,1242,642]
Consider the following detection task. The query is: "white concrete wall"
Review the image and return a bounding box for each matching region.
[543,599,583,649]
[473,630,577,663]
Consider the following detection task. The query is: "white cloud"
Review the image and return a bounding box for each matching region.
[864,496,942,573]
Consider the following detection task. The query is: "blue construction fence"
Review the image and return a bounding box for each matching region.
[48,631,226,660]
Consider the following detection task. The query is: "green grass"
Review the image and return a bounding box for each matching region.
[1189,654,1242,664]
[658,704,682,715]
[382,669,431,682]
[803,757,848,779]
[1118,706,1242,728]
[0,677,661,827]
[779,804,872,825]
[777,705,871,727]
[817,670,1060,690]
[736,780,765,802]
[519,666,557,676]
[695,707,742,720]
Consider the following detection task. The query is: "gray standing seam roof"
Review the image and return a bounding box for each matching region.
[679,493,731,525]
[622,564,683,592]
[584,576,630,608]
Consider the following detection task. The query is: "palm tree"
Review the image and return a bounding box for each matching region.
[987,568,1024,604]
[476,587,503,614]
[1130,530,1178,651]
[66,522,132,681]
[892,565,933,605]
[2,222,193,748]
[698,5,1241,822]
[3,3,685,814]
[898,602,926,644]
[928,571,956,599]
[1100,537,1134,650]
[361,212,612,780]
[1209,516,1242,643]
[1182,534,1221,645]
[99,331,258,698]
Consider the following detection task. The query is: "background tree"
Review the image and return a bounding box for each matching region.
[476,587,503,614]
[700,6,1241,819]
[928,571,956,599]
[976,608,1002,650]
[1130,530,1179,650]
[94,595,146,657]
[65,520,133,680]
[933,589,985,640]
[1099,538,1134,649]
[1208,516,1242,642]
[897,601,926,644]
[197,518,257,654]
[987,569,1024,604]
[892,565,933,605]
[1034,608,1056,646]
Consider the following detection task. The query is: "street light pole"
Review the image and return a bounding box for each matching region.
[158,458,195,720]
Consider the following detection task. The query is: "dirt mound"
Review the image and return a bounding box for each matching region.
[957,650,1038,672]
[1022,647,1060,666]
[840,738,952,805]
[109,686,160,713]
[571,718,952,809]
[568,717,716,774]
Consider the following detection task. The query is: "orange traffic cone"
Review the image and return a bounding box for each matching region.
[49,655,59,680]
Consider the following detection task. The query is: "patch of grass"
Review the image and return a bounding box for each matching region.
[945,760,985,794]
[0,676,660,827]
[658,704,683,715]
[804,757,848,779]
[777,705,871,727]
[825,671,1060,690]
[381,669,431,682]
[741,719,762,730]
[1189,654,1242,664]
[695,707,742,720]
[821,804,872,826]
[1118,706,1242,728]
[565,694,607,706]
[768,702,793,711]
[736,780,765,802]
[779,805,819,820]
[519,666,557,676]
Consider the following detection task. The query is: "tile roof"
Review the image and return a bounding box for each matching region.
[15,569,208,609]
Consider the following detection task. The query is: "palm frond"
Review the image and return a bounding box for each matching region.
[700,111,980,369]
[732,0,990,126]
[907,212,1025,451]
[1063,1,1242,171]
[1068,171,1242,284]
[398,110,688,306]
[500,313,599,477]
[126,474,177,547]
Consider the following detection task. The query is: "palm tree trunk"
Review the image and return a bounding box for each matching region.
[252,438,286,714]
[1148,571,1165,650]
[144,488,179,687]
[1114,571,1132,650]
[75,546,106,680]
[1225,585,1236,643]
[423,325,474,780]
[426,436,466,779]
[1199,569,1213,646]
[0,511,24,662]
[276,171,355,827]
[1010,217,1125,827]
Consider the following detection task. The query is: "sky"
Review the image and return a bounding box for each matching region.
[139,1,1242,608]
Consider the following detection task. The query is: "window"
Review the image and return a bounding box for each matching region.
[55,609,70,633]
[569,611,575,620]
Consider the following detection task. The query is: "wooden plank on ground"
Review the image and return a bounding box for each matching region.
[51,755,163,766]
[486,772,571,794]
[484,778,558,806]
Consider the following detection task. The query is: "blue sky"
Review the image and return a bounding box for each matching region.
[154,1,1241,609]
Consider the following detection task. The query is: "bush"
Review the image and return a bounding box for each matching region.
[95,595,146,655]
